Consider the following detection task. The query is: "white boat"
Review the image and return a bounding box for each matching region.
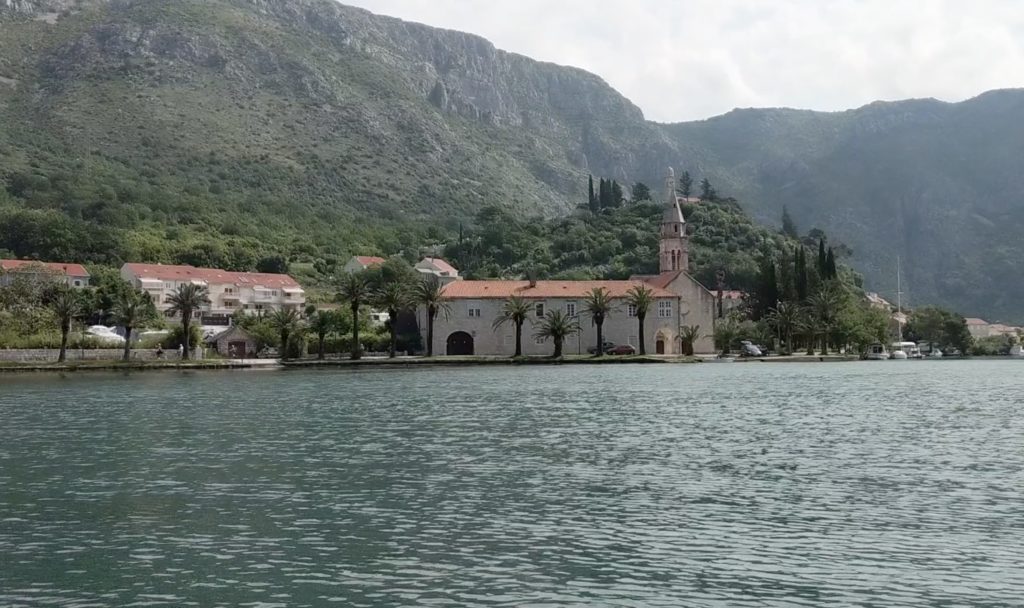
[890,341,919,359]
[1011,344,1024,358]
[890,348,909,360]
[865,343,889,360]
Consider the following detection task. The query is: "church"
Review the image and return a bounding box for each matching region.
[421,169,719,356]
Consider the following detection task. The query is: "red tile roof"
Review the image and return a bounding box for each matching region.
[441,280,676,299]
[1,259,90,277]
[354,256,386,266]
[122,263,302,289]
[420,257,458,274]
[639,271,682,289]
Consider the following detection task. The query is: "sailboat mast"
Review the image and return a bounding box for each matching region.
[897,256,903,342]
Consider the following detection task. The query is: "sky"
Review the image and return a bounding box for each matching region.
[341,0,1024,122]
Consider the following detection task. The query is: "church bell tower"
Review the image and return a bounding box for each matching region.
[659,168,689,273]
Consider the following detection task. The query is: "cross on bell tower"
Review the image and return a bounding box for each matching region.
[659,167,689,273]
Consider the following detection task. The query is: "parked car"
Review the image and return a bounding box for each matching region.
[607,344,636,355]
[587,341,617,355]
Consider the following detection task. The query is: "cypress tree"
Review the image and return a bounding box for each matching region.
[817,238,828,276]
[679,171,693,198]
[795,247,809,301]
[700,178,713,201]
[610,180,624,208]
[826,247,837,280]
[588,175,597,213]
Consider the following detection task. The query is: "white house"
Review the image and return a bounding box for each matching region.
[0,259,90,288]
[416,257,460,283]
[120,263,305,326]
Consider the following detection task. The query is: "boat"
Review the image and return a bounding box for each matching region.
[865,343,889,360]
[1011,344,1024,358]
[891,341,920,359]
[890,347,909,360]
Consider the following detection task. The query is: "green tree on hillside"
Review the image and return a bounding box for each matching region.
[588,175,598,213]
[256,255,289,274]
[699,178,717,201]
[610,181,624,208]
[631,182,651,202]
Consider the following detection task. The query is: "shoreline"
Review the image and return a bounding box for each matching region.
[0,353,999,374]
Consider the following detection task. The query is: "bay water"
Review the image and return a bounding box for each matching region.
[1,361,1022,606]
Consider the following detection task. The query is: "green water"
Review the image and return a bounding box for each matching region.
[1,361,1022,606]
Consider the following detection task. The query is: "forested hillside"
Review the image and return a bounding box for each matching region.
[2,0,1024,319]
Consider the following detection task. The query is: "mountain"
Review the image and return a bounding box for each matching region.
[1,0,1023,320]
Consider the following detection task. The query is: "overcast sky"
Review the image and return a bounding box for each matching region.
[342,0,1024,122]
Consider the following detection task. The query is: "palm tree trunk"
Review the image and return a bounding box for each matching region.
[388,316,397,358]
[595,322,604,356]
[514,322,522,357]
[426,311,435,357]
[58,322,69,363]
[554,337,563,358]
[182,315,192,360]
[351,303,361,360]
[638,316,646,355]
[318,334,326,360]
[280,330,289,360]
[122,326,132,362]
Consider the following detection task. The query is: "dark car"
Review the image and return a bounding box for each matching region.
[607,344,636,355]
[587,341,617,355]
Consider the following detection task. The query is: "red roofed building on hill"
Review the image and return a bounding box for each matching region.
[0,259,91,288]
[120,263,305,325]
[421,169,718,356]
[343,256,387,273]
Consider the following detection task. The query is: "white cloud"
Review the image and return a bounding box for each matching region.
[340,0,1024,121]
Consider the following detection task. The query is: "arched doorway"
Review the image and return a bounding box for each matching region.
[655,331,672,355]
[446,331,474,356]
[656,339,666,354]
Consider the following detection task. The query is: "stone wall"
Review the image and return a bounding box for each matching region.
[0,349,185,362]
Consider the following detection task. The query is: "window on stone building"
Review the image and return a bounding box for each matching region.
[658,300,673,318]
[628,304,637,317]
[565,302,577,317]
[535,303,545,317]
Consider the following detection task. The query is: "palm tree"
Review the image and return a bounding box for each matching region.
[767,301,801,354]
[808,285,843,354]
[413,275,450,357]
[307,309,337,360]
[679,324,701,356]
[339,273,368,360]
[375,281,411,358]
[50,285,81,363]
[534,309,580,358]
[582,287,613,356]
[166,283,210,360]
[269,308,302,359]
[492,295,531,357]
[713,316,740,356]
[625,284,654,355]
[110,288,155,362]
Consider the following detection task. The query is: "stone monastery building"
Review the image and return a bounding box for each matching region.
[425,169,718,355]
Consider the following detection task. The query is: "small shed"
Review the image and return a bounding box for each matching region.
[208,326,257,358]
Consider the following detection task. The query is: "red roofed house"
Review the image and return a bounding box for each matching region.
[343,256,386,274]
[0,259,91,288]
[121,263,305,326]
[422,169,718,356]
